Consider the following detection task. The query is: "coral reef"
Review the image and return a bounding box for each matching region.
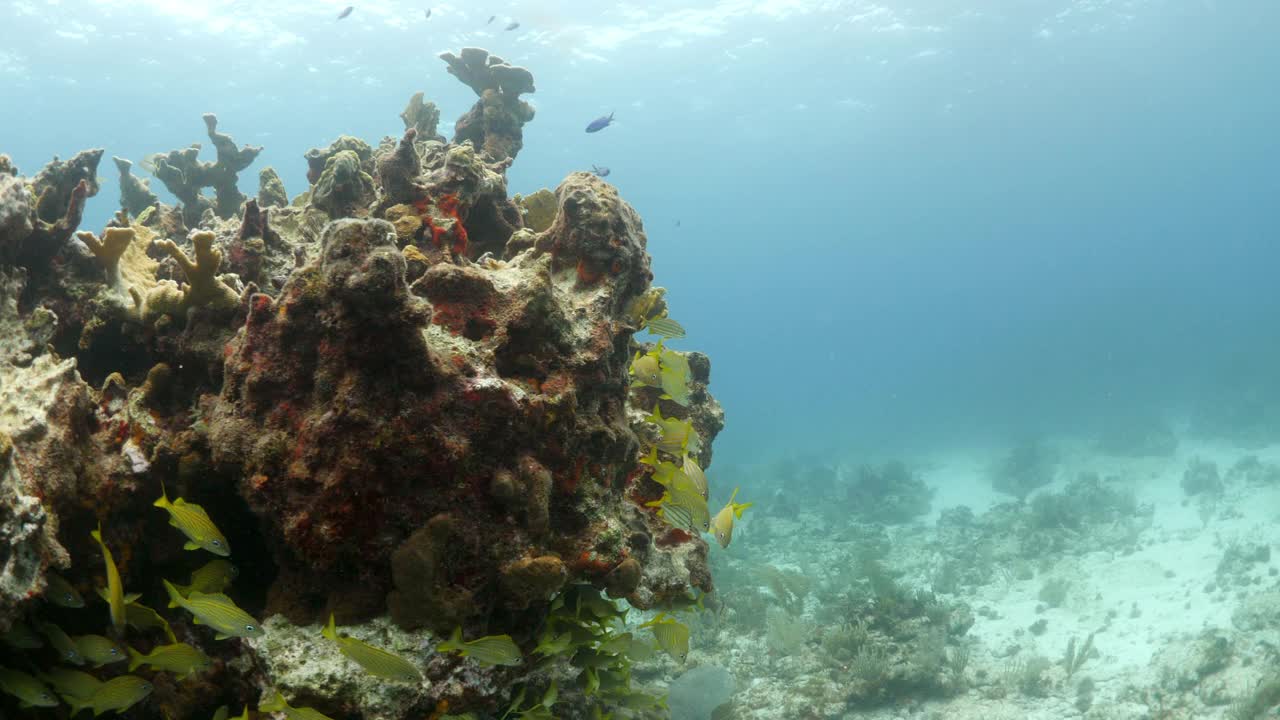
[988,438,1059,500]
[0,45,723,720]
[844,461,935,523]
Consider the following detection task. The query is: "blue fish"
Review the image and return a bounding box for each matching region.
[585,112,614,133]
[337,6,354,20]
[591,165,611,177]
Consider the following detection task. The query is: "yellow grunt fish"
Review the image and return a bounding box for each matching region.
[260,690,336,720]
[682,455,709,499]
[163,579,263,640]
[88,675,153,716]
[646,405,698,456]
[39,667,102,714]
[175,559,238,596]
[710,487,753,549]
[321,614,422,682]
[436,627,522,667]
[96,587,176,642]
[639,613,689,663]
[2,621,42,650]
[46,572,85,608]
[657,347,691,406]
[629,350,662,387]
[644,316,685,339]
[127,641,211,678]
[90,523,127,633]
[646,486,710,532]
[155,482,231,556]
[212,706,250,720]
[0,667,59,708]
[73,634,126,667]
[39,621,85,665]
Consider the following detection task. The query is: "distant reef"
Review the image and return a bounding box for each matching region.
[0,47,722,719]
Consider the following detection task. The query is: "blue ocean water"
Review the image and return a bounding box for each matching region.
[1,0,1278,461]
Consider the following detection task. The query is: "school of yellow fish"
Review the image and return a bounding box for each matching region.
[630,311,753,550]
[0,486,438,717]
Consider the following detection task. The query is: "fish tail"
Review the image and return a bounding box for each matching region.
[734,501,754,519]
[162,579,184,609]
[126,644,145,671]
[322,613,337,641]
[438,626,463,652]
[90,522,103,545]
[154,480,170,508]
[259,691,288,713]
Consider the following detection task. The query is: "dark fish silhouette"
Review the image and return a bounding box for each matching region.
[425,8,431,19]
[591,165,611,177]
[505,21,520,31]
[337,6,354,20]
[675,220,681,228]
[585,112,614,133]
[487,15,496,24]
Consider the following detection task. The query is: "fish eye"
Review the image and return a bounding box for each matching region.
[212,539,223,546]
[245,624,256,632]
[109,647,119,654]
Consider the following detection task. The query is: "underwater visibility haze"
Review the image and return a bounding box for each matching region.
[1,1,1280,719]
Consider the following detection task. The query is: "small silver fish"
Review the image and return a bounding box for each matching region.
[505,21,520,30]
[487,14,496,24]
[424,8,431,19]
[337,6,354,20]
[591,165,611,178]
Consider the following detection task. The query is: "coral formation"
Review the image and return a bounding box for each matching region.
[400,92,443,141]
[0,45,724,720]
[988,438,1058,500]
[152,114,262,227]
[113,156,160,218]
[440,47,536,162]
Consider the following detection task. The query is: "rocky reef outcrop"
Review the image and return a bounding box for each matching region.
[0,46,723,720]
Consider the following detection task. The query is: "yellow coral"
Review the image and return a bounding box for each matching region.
[76,225,160,311]
[517,188,557,233]
[144,231,238,319]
